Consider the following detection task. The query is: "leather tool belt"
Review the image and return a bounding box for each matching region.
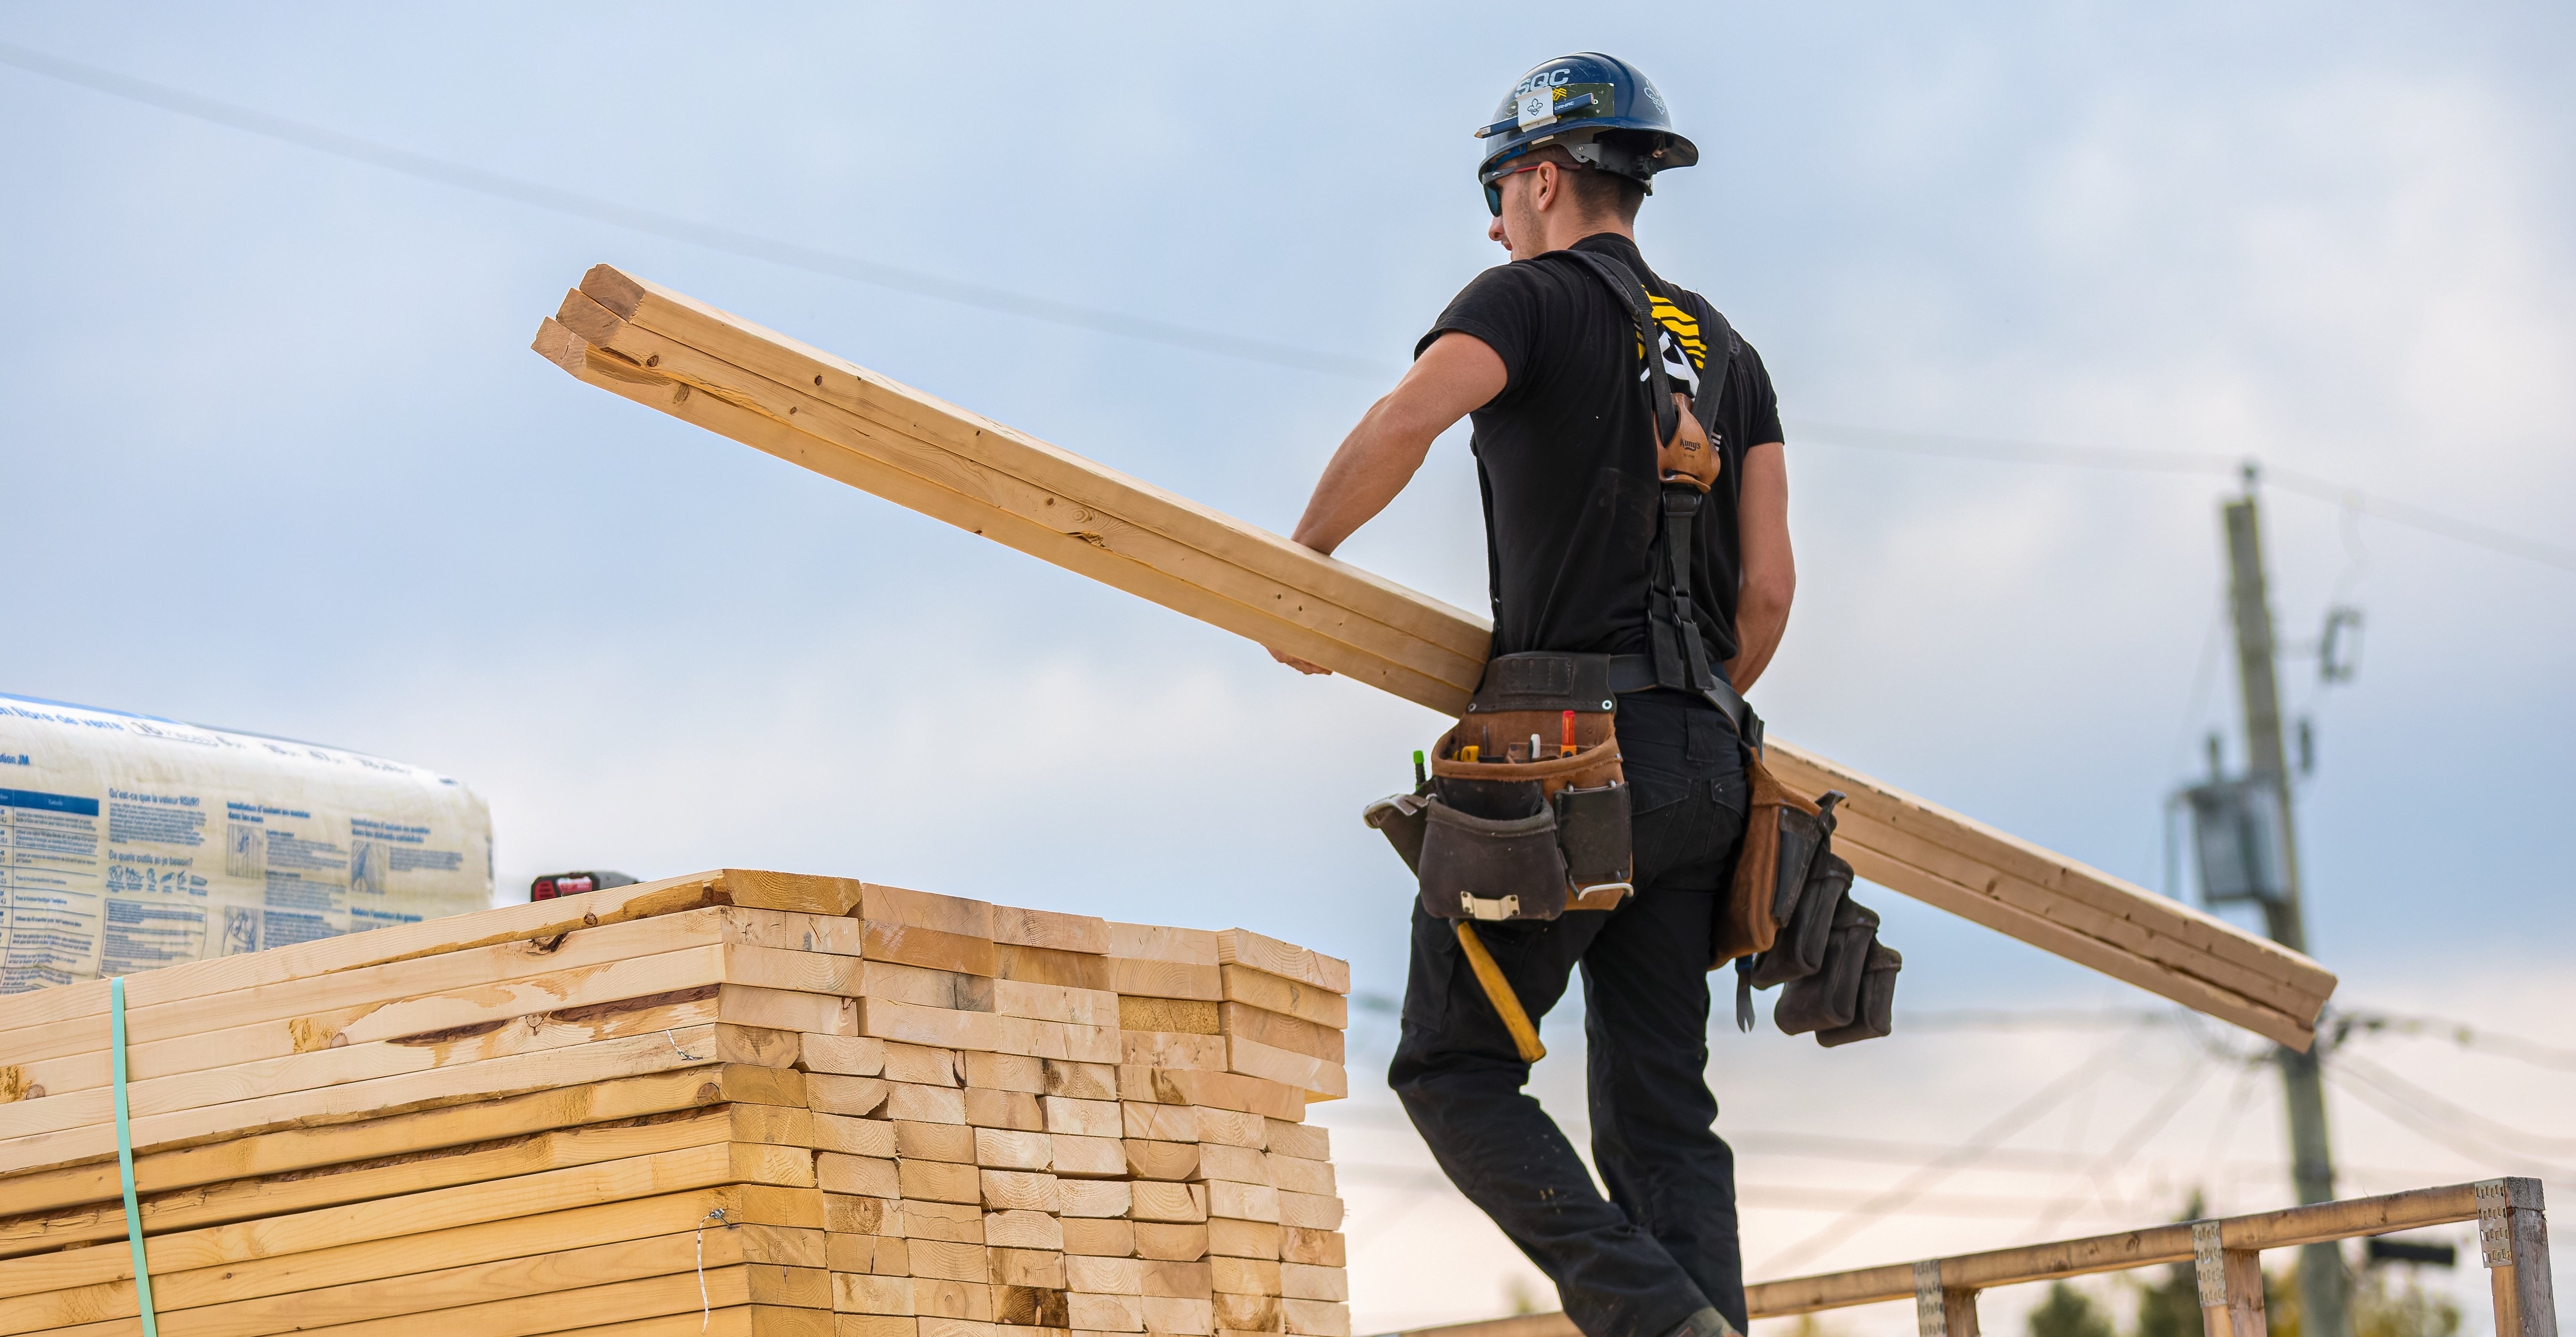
[1366,651,1635,922]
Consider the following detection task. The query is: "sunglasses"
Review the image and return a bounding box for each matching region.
[1482,161,1549,217]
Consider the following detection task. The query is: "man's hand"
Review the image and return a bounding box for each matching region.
[1270,332,1506,677]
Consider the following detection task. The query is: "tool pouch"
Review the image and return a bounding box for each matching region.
[1816,943,1903,1047]
[1747,847,1851,989]
[1772,897,1882,1035]
[1554,782,1634,888]
[1714,755,1842,967]
[1418,801,1569,922]
[1365,653,1634,922]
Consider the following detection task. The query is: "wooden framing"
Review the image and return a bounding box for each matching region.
[533,267,2334,1049]
[1386,1179,2555,1337]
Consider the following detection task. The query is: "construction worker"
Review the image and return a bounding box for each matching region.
[1274,53,1791,1337]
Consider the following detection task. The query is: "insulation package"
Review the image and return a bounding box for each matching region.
[0,693,491,992]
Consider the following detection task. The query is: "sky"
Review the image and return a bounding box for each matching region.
[4,3,2572,1333]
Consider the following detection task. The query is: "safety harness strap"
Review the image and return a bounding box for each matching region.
[1558,249,1758,746]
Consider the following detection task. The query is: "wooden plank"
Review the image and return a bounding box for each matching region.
[1274,1194,1342,1231]
[7,911,834,1103]
[863,923,999,978]
[1063,1219,1134,1257]
[1217,968,1348,1032]
[1123,1068,1304,1123]
[44,1263,827,1337]
[1213,934,1348,997]
[994,944,1114,992]
[1194,1145,1270,1187]
[534,317,1475,714]
[1106,925,1221,967]
[1123,1103,1200,1144]
[0,1131,789,1293]
[1053,1133,1128,1179]
[1042,1060,1119,1101]
[862,961,994,1013]
[0,871,853,1051]
[1267,1156,1334,1197]
[1124,1140,1201,1182]
[1136,1224,1209,1262]
[1189,1109,1269,1150]
[802,1035,888,1078]
[1766,744,2334,1002]
[0,907,739,1070]
[0,1065,742,1224]
[1208,1220,1280,1261]
[0,1187,819,1333]
[1282,1298,1352,1337]
[0,873,722,1038]
[1812,798,2326,1018]
[985,1210,1062,1251]
[992,906,1112,956]
[1122,998,1221,1035]
[572,1305,828,1337]
[960,1052,1045,1093]
[0,1025,732,1177]
[1818,838,2315,1050]
[1218,1006,1343,1065]
[994,980,1117,1028]
[1263,1123,1327,1162]
[1226,1036,1347,1101]
[1109,959,1225,1002]
[0,982,725,1146]
[536,271,2335,1041]
[554,283,1486,688]
[1122,1032,1228,1072]
[1278,1230,1341,1268]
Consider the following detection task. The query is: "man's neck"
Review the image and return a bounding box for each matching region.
[1522,216,1632,261]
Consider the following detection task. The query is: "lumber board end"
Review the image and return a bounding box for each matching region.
[580,262,649,319]
[554,287,626,347]
[531,317,588,375]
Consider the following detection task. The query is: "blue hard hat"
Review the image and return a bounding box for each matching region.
[1474,53,1698,196]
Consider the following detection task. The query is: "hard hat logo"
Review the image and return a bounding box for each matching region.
[1475,52,1699,193]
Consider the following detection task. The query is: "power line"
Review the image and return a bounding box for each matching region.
[2324,1066,2573,1180]
[1750,1038,2132,1277]
[1799,422,2576,575]
[0,39,1390,382]
[2016,1059,2217,1242]
[8,40,2566,577]
[2331,1052,2576,1159]
[2332,1009,2576,1075]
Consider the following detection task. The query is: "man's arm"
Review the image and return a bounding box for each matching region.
[1726,441,1793,692]
[1272,331,1507,674]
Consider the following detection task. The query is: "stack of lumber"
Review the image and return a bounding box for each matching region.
[0,870,1353,1337]
[534,267,2337,1050]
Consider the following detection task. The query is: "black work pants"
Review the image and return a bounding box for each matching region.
[1389,691,1751,1337]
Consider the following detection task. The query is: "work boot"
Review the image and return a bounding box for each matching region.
[1659,1307,1742,1337]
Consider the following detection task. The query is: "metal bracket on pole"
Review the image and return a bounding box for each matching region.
[1913,1259,1980,1337]
[2476,1177,2556,1337]
[1914,1261,1946,1337]
[2478,1180,2515,1268]
[2194,1223,2229,1307]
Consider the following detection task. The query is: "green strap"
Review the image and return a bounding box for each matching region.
[111,976,163,1337]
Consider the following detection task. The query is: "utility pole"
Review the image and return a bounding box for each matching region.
[2221,472,2351,1337]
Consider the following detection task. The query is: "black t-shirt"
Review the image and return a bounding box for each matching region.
[1417,233,1783,672]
